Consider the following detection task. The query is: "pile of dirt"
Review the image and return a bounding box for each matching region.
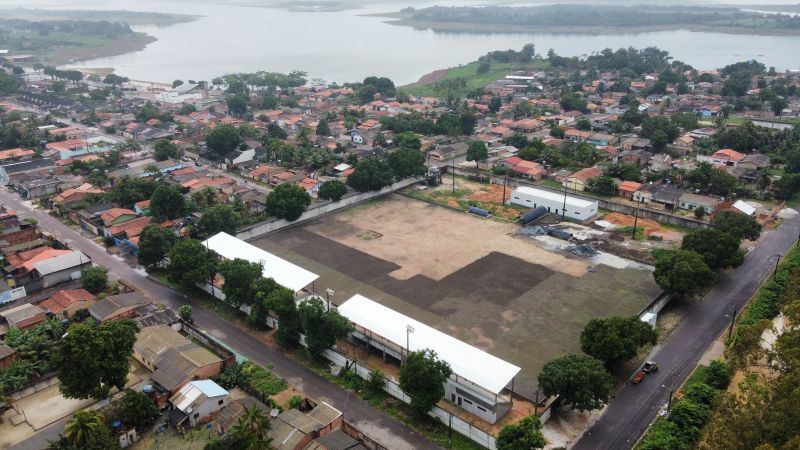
[604,212,683,242]
[469,184,511,204]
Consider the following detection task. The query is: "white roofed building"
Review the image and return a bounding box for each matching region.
[169,379,229,429]
[510,186,598,221]
[337,294,521,424]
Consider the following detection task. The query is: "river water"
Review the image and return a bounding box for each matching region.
[4,0,800,84]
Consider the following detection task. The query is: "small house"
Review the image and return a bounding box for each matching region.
[89,292,150,322]
[0,303,46,330]
[169,379,229,429]
[564,167,602,191]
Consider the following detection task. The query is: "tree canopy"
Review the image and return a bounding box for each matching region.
[56,320,138,399]
[149,185,186,221]
[206,124,241,156]
[197,204,242,236]
[318,180,347,201]
[399,349,453,418]
[80,266,107,294]
[653,249,716,297]
[266,183,311,221]
[219,258,263,306]
[681,228,744,270]
[537,353,613,411]
[388,147,426,179]
[711,210,762,241]
[153,139,180,161]
[168,238,219,289]
[496,415,546,450]
[347,157,393,192]
[137,224,176,268]
[466,140,488,167]
[580,316,657,366]
[297,297,354,357]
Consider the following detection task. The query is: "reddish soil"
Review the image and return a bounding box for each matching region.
[605,212,683,242]
[468,184,510,204]
[399,68,448,89]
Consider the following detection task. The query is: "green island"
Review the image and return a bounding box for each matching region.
[382,4,800,36]
[0,10,199,66]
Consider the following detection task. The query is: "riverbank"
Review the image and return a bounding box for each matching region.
[379,14,800,37]
[27,32,157,68]
[0,8,198,26]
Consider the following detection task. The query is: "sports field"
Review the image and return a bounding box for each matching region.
[253,194,659,396]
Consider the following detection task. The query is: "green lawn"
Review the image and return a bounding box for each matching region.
[401,58,550,97]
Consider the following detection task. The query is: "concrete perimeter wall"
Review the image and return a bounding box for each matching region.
[235,177,420,241]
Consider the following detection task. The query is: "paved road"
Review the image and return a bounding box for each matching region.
[0,190,436,450]
[574,213,800,450]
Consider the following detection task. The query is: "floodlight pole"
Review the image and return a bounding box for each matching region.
[405,325,414,358]
[562,182,567,221]
[325,288,334,312]
[632,197,642,238]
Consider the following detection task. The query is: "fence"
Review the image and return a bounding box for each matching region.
[321,347,498,450]
[449,166,709,230]
[235,177,421,241]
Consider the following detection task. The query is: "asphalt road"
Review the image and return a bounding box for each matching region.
[574,213,800,450]
[0,189,437,450]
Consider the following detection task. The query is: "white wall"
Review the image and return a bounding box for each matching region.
[510,190,597,221]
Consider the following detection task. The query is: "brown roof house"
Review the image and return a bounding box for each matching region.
[269,402,343,450]
[564,167,602,192]
[1,303,46,330]
[40,288,97,318]
[89,292,150,322]
[133,324,224,393]
[0,343,17,369]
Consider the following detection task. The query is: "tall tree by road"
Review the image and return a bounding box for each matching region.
[388,147,427,179]
[399,349,452,418]
[149,185,186,221]
[168,238,219,290]
[56,320,138,399]
[206,124,241,156]
[297,297,354,357]
[219,258,263,306]
[153,139,180,161]
[653,249,716,298]
[580,316,657,366]
[496,415,546,450]
[62,410,112,449]
[711,210,762,241]
[466,140,488,167]
[681,228,744,270]
[538,353,613,411]
[137,224,176,268]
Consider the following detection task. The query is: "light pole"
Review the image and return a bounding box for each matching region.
[562,181,568,221]
[632,196,642,238]
[774,254,782,277]
[405,325,415,358]
[727,307,738,339]
[325,288,334,312]
[502,171,508,206]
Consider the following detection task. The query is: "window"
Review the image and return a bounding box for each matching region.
[526,199,531,203]
[463,399,473,405]
[218,399,224,405]
[477,406,486,412]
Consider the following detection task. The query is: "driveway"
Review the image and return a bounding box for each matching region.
[0,189,437,450]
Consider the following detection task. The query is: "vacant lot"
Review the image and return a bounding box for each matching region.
[254,195,658,396]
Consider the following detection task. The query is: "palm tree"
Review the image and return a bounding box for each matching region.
[229,405,271,450]
[64,410,105,448]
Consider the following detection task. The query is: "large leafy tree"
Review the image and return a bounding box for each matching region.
[219,258,263,306]
[115,390,158,429]
[56,320,138,399]
[537,353,613,411]
[137,224,176,268]
[466,140,488,167]
[399,349,452,418]
[153,139,180,161]
[318,180,347,201]
[149,185,186,221]
[168,238,219,290]
[263,287,301,347]
[266,183,311,221]
[653,249,716,297]
[197,204,242,236]
[206,124,241,156]
[496,415,546,450]
[585,176,617,195]
[580,316,657,366]
[394,131,421,151]
[346,157,393,192]
[80,266,108,294]
[711,210,762,241]
[297,297,354,357]
[681,228,743,270]
[387,147,426,179]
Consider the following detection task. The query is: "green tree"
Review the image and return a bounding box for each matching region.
[580,316,657,366]
[266,183,311,221]
[206,124,241,156]
[137,225,176,268]
[586,176,617,195]
[168,239,219,290]
[496,415,546,450]
[711,210,762,241]
[358,85,377,103]
[80,266,107,294]
[653,249,716,297]
[318,180,347,201]
[466,140,488,167]
[63,410,110,448]
[681,228,743,270]
[576,118,592,131]
[56,320,138,399]
[267,122,287,139]
[197,204,242,236]
[229,405,272,450]
[537,353,613,411]
[399,349,453,418]
[394,131,421,151]
[115,390,158,429]
[650,129,668,152]
[347,157,393,192]
[297,297,354,357]
[219,258,263,306]
[149,185,186,221]
[550,126,565,138]
[227,93,249,116]
[153,139,180,161]
[316,118,330,136]
[179,304,193,323]
[0,70,21,95]
[488,97,502,113]
[388,147,426,179]
[264,287,301,347]
[705,360,732,389]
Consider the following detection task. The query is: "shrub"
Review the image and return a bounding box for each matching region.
[288,395,302,409]
[365,369,385,397]
[705,360,732,389]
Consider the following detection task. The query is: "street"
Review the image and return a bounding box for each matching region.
[573,212,800,450]
[0,189,437,450]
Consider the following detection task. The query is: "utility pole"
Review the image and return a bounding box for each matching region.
[451,160,455,193]
[502,171,508,206]
[728,308,737,339]
[775,254,781,277]
[405,325,414,358]
[562,182,567,221]
[632,197,642,238]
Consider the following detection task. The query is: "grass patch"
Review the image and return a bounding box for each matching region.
[539,180,563,190]
[402,58,549,98]
[240,360,288,396]
[617,225,646,240]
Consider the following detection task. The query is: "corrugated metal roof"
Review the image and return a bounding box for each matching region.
[513,186,596,209]
[203,232,318,292]
[32,250,89,275]
[338,295,521,395]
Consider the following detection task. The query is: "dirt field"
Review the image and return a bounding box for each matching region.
[408,177,525,221]
[602,212,684,242]
[254,195,659,397]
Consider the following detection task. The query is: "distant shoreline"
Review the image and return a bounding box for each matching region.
[373,12,800,37]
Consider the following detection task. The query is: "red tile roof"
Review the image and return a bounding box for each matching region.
[40,289,96,314]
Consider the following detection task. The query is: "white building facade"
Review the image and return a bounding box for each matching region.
[510,186,598,221]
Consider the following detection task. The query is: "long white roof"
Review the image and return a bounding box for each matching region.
[732,200,756,216]
[203,232,319,292]
[513,186,597,209]
[338,294,521,394]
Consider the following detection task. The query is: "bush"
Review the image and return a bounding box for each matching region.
[178,305,193,323]
[683,382,717,406]
[240,361,288,395]
[288,395,302,409]
[365,369,385,396]
[214,363,244,389]
[80,266,108,294]
[705,360,732,389]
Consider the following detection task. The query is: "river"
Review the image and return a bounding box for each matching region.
[4,0,800,84]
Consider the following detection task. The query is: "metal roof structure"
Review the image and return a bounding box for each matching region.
[338,294,521,394]
[513,186,596,209]
[203,232,319,292]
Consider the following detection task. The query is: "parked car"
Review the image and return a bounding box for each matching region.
[642,361,659,373]
[632,370,647,384]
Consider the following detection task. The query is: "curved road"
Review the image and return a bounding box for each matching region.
[574,213,800,450]
[0,189,437,450]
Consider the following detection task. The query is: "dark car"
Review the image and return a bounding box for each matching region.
[642,361,659,373]
[632,370,647,384]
